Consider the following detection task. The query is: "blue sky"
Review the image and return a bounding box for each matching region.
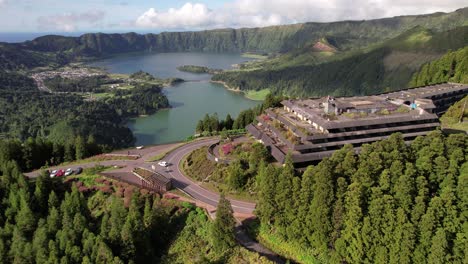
[0,0,466,33]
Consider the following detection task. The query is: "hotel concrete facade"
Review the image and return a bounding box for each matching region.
[247,83,468,167]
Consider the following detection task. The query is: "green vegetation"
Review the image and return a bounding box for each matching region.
[441,96,468,131]
[17,8,467,58]
[242,53,269,60]
[177,65,220,74]
[213,26,468,97]
[0,69,170,156]
[44,75,110,93]
[0,89,135,148]
[162,207,273,263]
[0,162,191,263]
[255,132,468,263]
[244,89,271,101]
[129,70,184,85]
[195,93,284,135]
[211,194,236,253]
[0,151,271,264]
[183,141,270,200]
[0,136,101,171]
[410,46,468,86]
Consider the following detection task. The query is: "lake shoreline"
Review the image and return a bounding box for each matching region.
[210,80,266,101]
[89,52,261,145]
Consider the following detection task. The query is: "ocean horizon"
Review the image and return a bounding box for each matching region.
[0,30,163,43]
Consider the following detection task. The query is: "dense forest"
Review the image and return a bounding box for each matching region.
[410,46,468,86]
[0,88,135,147]
[103,83,169,117]
[254,131,468,263]
[0,134,104,171]
[213,26,468,97]
[0,162,183,263]
[0,70,169,157]
[0,158,271,264]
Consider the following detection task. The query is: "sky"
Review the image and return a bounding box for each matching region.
[0,0,466,33]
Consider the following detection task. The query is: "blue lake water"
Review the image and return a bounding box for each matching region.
[89,52,261,145]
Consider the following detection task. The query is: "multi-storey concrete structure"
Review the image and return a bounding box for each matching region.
[247,83,468,167]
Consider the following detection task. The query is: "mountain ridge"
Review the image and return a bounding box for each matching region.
[6,7,467,59]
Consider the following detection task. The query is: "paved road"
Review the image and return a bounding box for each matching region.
[25,138,256,214]
[158,138,256,214]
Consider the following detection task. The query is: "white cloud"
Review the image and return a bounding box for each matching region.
[135,0,467,30]
[136,3,216,29]
[37,10,105,32]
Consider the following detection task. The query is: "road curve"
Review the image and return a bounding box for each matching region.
[25,138,256,214]
[159,138,256,214]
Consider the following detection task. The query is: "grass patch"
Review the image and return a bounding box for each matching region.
[68,165,111,187]
[146,142,186,162]
[201,182,257,203]
[244,89,270,101]
[89,92,114,99]
[242,53,268,60]
[444,122,468,131]
[257,225,322,264]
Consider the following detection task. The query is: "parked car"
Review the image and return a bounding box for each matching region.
[158,161,168,167]
[55,169,65,177]
[65,168,74,176]
[75,167,83,175]
[136,146,144,150]
[49,170,58,178]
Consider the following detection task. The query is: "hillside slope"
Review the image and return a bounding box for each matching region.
[213,26,468,97]
[10,7,468,59]
[410,46,468,86]
[441,96,468,131]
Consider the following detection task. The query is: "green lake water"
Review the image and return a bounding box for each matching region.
[89,52,261,145]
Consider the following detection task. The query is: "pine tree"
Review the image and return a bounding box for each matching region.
[75,136,87,160]
[308,159,335,253]
[256,163,277,225]
[227,161,246,190]
[274,155,295,237]
[336,181,364,263]
[16,190,36,235]
[211,194,236,254]
[224,114,234,130]
[428,228,450,264]
[64,143,75,162]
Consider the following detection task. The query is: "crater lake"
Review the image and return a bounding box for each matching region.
[89,52,261,145]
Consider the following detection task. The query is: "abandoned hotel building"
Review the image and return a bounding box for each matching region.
[247,83,468,167]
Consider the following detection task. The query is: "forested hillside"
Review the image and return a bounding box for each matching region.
[213,26,468,97]
[8,7,467,59]
[440,96,468,131]
[255,131,468,263]
[410,46,468,86]
[0,163,186,263]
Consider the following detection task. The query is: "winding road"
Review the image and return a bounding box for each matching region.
[25,138,256,214]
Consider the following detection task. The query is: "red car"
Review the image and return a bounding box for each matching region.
[55,169,65,177]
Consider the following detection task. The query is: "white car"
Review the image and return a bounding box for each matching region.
[49,170,58,178]
[158,161,168,167]
[136,146,144,150]
[65,168,74,176]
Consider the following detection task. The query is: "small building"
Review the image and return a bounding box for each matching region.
[133,167,172,193]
